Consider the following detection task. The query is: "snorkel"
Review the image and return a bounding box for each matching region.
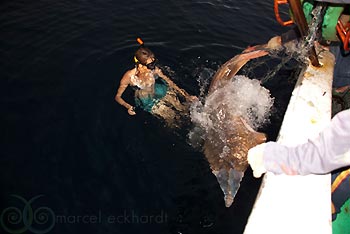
[133,37,144,65]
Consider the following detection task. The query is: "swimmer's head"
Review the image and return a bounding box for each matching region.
[134,47,154,65]
[134,38,158,69]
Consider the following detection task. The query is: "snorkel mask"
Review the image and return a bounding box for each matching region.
[145,58,157,70]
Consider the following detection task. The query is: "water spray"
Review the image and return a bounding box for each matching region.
[287,0,320,67]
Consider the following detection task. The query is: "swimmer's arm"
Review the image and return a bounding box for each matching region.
[155,68,193,100]
[115,71,136,115]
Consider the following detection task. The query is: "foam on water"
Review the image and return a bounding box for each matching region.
[190,75,274,144]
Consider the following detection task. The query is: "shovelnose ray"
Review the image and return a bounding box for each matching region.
[204,46,271,207]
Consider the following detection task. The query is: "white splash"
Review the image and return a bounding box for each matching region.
[190,75,274,138]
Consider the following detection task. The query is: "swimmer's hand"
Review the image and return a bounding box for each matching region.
[127,106,136,115]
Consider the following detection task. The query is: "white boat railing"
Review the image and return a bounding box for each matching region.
[244,49,335,234]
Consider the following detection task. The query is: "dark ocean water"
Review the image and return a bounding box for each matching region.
[0,1,297,234]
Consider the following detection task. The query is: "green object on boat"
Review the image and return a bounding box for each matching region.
[301,0,344,41]
[333,198,350,234]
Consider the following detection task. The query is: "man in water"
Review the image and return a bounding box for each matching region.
[115,44,196,127]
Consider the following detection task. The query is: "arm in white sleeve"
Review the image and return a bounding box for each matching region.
[263,109,350,175]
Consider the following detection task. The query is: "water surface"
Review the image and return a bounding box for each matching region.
[1,1,295,233]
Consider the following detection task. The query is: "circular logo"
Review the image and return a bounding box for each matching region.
[0,195,55,234]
